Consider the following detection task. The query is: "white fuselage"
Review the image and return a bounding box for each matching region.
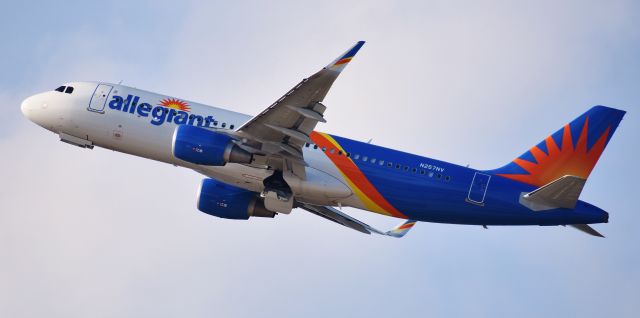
[21,82,362,210]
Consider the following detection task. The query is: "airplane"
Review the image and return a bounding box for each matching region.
[21,41,626,238]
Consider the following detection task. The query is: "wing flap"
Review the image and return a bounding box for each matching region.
[299,203,416,238]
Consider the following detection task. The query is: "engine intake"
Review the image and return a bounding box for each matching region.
[172,125,252,166]
[197,178,275,219]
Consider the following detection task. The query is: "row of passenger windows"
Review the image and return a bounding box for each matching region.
[304,143,451,182]
[54,86,74,94]
[185,115,235,129]
[149,109,236,130]
[195,118,234,130]
[212,122,234,129]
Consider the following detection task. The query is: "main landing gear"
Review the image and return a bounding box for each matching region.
[262,170,294,214]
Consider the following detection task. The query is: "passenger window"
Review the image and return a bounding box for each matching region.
[221,123,226,128]
[305,143,310,147]
[313,145,318,149]
[445,176,451,182]
[404,166,409,171]
[230,124,235,129]
[65,86,74,94]
[322,147,326,152]
[338,150,343,156]
[396,164,401,169]
[379,160,384,165]
[55,86,65,92]
[436,173,442,179]
[420,170,426,175]
[387,162,392,167]
[354,154,360,160]
[428,172,434,178]
[362,156,368,162]
[346,153,351,157]
[412,168,417,173]
[213,121,218,126]
[330,148,335,154]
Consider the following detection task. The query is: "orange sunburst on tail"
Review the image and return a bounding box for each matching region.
[499,118,610,186]
[489,106,625,188]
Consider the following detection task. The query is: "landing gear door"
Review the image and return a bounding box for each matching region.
[88,84,113,113]
[467,172,491,205]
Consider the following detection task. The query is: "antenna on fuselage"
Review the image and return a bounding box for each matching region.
[367,138,373,144]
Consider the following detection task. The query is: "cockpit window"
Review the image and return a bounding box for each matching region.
[65,86,74,94]
[55,86,65,92]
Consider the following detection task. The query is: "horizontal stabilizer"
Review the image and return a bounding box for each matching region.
[569,224,605,238]
[521,175,586,211]
[299,203,416,238]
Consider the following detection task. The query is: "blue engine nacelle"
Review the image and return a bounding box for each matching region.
[197,178,276,220]
[172,125,252,166]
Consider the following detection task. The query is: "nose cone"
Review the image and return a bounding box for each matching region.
[21,96,34,119]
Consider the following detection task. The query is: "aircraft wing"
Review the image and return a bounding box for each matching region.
[299,203,416,238]
[235,41,365,170]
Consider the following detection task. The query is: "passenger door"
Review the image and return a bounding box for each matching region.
[88,84,113,113]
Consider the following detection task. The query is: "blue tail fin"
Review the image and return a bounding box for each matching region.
[487,105,626,187]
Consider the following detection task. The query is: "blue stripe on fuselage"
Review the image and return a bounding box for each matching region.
[326,134,607,226]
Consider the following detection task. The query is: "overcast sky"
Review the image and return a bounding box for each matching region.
[2,1,639,317]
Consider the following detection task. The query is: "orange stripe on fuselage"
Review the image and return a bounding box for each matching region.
[310,132,407,219]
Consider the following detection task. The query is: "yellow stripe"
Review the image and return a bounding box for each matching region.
[318,133,392,216]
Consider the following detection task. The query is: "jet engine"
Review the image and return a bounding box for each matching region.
[172,125,252,166]
[197,178,275,219]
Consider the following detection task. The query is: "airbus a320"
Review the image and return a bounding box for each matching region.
[21,41,626,238]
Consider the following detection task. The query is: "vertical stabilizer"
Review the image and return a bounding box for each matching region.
[487,106,625,187]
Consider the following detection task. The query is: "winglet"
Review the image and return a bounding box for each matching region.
[325,41,366,72]
[385,220,417,238]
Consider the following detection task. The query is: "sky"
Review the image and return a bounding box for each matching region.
[1,1,639,317]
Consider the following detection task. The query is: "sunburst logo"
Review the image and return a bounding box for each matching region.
[498,116,611,187]
[158,98,190,112]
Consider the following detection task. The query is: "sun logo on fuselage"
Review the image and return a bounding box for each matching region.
[159,98,190,112]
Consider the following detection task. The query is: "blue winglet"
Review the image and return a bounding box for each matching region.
[386,220,417,238]
[326,41,366,71]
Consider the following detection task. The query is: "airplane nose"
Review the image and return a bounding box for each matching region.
[21,97,32,118]
[20,95,42,121]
